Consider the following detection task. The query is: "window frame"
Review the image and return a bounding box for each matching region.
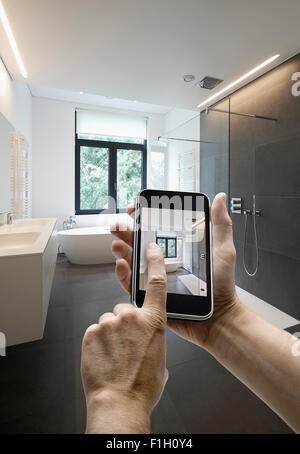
[156,236,177,259]
[75,128,147,215]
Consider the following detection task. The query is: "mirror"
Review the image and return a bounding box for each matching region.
[0,112,14,213]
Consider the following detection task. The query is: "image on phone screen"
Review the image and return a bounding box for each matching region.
[139,202,207,297]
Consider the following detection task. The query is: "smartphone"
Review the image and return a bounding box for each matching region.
[131,189,213,321]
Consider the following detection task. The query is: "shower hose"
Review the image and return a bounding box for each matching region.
[243,209,259,277]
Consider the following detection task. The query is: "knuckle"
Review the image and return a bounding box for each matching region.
[99,312,112,323]
[152,253,164,264]
[83,324,99,345]
[120,308,138,323]
[145,308,166,330]
[99,319,115,332]
[114,303,131,313]
[149,273,167,289]
[113,303,122,313]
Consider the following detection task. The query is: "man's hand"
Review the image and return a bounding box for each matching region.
[167,192,241,347]
[110,193,300,434]
[81,243,168,434]
[110,193,241,349]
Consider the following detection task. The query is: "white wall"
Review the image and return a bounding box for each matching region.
[0,58,32,215]
[0,58,32,146]
[32,97,164,228]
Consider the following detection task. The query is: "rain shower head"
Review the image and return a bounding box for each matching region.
[197,76,224,90]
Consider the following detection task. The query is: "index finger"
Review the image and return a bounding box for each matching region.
[110,205,135,246]
[110,222,133,247]
[127,204,135,218]
[143,243,167,313]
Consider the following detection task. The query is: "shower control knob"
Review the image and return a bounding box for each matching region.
[230,197,242,214]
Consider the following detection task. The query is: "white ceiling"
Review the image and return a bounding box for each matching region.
[29,84,171,114]
[1,0,300,110]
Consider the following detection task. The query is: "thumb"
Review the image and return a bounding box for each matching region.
[211,193,233,246]
[143,243,167,313]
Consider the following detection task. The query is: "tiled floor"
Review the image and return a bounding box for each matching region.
[0,256,295,434]
[166,268,192,295]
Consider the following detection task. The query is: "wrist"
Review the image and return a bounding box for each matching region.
[205,297,248,354]
[86,389,150,434]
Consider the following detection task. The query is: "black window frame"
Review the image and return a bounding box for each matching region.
[75,114,147,215]
[156,236,177,259]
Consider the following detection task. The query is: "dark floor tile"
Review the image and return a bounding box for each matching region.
[70,276,124,306]
[151,390,188,434]
[166,356,292,434]
[1,256,296,434]
[0,402,65,434]
[62,397,86,434]
[49,273,73,308]
[166,328,205,368]
[0,341,65,426]
[46,298,122,343]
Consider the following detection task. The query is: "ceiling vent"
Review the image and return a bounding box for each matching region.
[198,76,224,90]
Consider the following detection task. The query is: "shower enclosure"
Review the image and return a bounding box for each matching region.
[156,100,230,205]
[155,100,277,281]
[152,54,300,320]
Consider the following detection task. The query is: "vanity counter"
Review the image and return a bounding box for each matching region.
[0,218,58,347]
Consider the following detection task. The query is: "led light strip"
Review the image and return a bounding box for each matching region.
[0,1,27,78]
[197,54,280,108]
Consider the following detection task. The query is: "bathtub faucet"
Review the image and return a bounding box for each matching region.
[63,216,77,230]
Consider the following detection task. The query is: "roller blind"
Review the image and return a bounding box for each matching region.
[76,109,147,139]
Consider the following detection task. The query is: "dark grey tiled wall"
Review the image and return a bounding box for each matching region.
[201,53,300,318]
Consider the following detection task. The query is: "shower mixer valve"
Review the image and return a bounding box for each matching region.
[230,197,262,216]
[230,195,261,276]
[230,197,242,214]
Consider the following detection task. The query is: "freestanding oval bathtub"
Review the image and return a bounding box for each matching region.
[57,227,115,265]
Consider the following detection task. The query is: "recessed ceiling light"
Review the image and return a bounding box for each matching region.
[183,74,195,83]
[79,91,84,95]
[197,54,280,108]
[0,1,27,78]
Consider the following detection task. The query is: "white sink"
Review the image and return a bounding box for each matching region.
[14,219,49,228]
[0,232,40,251]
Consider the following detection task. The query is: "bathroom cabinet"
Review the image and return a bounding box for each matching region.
[0,219,57,346]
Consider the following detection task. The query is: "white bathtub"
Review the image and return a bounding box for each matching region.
[57,227,115,265]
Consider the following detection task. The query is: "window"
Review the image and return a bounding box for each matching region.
[75,110,147,214]
[156,235,177,259]
[150,149,166,189]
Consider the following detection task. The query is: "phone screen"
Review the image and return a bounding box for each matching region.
[132,190,213,321]
[139,206,207,297]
